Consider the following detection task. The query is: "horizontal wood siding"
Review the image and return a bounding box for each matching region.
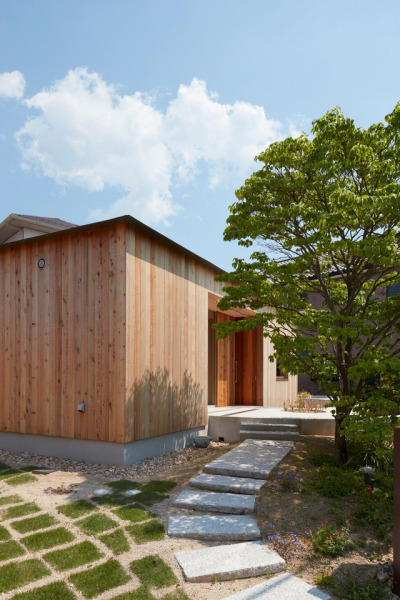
[125,229,226,443]
[0,225,127,442]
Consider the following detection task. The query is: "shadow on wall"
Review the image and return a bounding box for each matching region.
[126,368,205,442]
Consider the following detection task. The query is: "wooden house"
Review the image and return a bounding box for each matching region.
[0,214,297,465]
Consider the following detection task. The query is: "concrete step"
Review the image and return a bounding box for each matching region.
[204,439,293,479]
[190,473,266,495]
[222,572,331,599]
[175,540,285,582]
[173,490,255,514]
[240,422,299,432]
[239,431,300,442]
[168,515,261,541]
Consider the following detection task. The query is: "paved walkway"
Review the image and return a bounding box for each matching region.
[168,439,331,599]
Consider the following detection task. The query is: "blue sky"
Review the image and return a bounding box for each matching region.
[1,0,400,270]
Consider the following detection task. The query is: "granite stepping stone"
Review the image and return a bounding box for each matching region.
[190,474,266,495]
[222,572,331,599]
[175,540,285,582]
[204,439,293,480]
[173,490,255,514]
[168,515,261,541]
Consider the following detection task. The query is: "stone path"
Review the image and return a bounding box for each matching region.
[168,439,331,599]
[175,540,285,582]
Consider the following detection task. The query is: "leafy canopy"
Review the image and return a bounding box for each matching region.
[217,105,400,461]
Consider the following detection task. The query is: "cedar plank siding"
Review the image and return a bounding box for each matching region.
[0,224,127,443]
[124,227,226,443]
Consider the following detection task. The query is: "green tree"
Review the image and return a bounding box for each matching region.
[216,105,400,463]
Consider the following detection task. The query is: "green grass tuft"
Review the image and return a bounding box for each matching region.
[99,528,130,555]
[2,502,40,519]
[57,499,98,519]
[140,480,177,494]
[162,590,191,600]
[0,559,50,593]
[69,559,130,598]
[0,540,26,561]
[91,493,134,507]
[44,541,103,571]
[19,465,41,472]
[6,474,37,486]
[12,581,77,600]
[0,525,11,541]
[21,527,75,551]
[77,513,118,535]
[0,494,23,506]
[129,491,167,506]
[11,514,58,533]
[107,479,140,492]
[126,520,165,544]
[110,587,157,600]
[130,555,177,589]
[113,504,152,523]
[0,469,22,479]
[0,462,11,471]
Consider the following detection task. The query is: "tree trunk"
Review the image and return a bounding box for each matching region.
[335,416,348,464]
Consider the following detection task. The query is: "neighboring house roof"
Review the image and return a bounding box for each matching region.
[0,213,76,245]
[15,214,77,229]
[0,213,226,275]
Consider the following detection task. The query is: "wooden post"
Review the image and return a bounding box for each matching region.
[394,428,400,594]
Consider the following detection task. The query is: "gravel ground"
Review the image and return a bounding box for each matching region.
[0,442,230,481]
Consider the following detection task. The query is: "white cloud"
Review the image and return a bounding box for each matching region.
[17,69,283,225]
[0,70,26,99]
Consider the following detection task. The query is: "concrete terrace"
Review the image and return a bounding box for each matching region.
[207,405,335,443]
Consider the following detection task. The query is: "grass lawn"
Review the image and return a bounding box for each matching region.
[2,502,40,519]
[6,473,37,486]
[112,504,152,523]
[22,527,75,551]
[44,541,103,571]
[0,559,50,593]
[126,520,165,544]
[0,468,21,479]
[130,555,177,589]
[11,513,58,533]
[57,499,98,519]
[12,581,77,599]
[0,494,23,506]
[77,513,118,535]
[98,528,130,555]
[0,540,26,561]
[69,559,130,598]
[140,481,177,494]
[110,588,157,600]
[0,524,11,541]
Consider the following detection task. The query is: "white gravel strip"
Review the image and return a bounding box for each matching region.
[0,442,229,481]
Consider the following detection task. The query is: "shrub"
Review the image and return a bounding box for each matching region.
[310,522,351,557]
[313,466,362,498]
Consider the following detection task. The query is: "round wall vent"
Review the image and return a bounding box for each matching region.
[38,258,46,269]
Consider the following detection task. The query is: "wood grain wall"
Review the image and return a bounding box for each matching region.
[125,228,227,443]
[0,225,127,442]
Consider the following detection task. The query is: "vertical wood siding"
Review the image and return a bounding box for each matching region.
[0,225,127,442]
[125,228,226,443]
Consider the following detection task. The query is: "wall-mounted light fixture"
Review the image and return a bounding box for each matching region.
[77,403,86,413]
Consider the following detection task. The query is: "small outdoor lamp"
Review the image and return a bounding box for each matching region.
[361,465,374,488]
